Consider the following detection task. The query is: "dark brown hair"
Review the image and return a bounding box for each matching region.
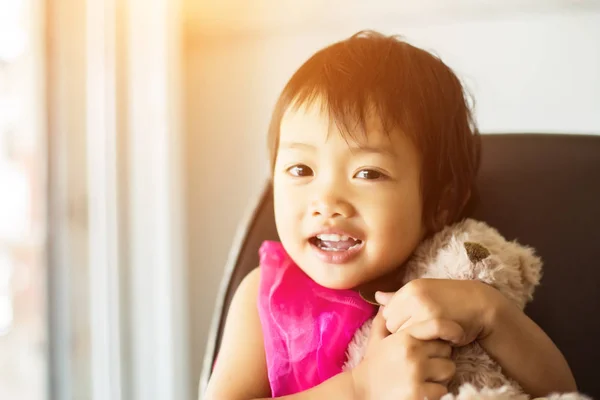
[267,31,481,233]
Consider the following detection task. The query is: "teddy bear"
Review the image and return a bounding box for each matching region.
[342,218,589,400]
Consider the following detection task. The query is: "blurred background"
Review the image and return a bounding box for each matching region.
[0,0,599,399]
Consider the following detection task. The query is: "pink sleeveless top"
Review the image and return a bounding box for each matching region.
[257,241,376,397]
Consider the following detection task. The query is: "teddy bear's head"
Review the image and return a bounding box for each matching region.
[402,219,543,309]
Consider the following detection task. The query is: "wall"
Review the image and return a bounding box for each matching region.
[184,5,600,396]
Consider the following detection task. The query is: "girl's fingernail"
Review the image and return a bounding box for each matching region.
[374,291,391,305]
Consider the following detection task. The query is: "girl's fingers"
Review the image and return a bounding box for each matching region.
[378,291,410,332]
[403,318,465,345]
[424,358,457,384]
[423,339,453,359]
[374,291,394,306]
[367,307,389,344]
[388,316,413,334]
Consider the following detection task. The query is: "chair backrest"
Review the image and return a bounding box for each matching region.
[201,134,600,398]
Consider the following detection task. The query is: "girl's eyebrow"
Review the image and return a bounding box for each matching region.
[279,142,316,151]
[349,145,396,158]
[279,141,396,157]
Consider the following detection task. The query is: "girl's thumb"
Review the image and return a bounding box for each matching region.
[368,306,389,343]
[374,291,394,306]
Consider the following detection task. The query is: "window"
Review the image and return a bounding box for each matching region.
[0,0,48,399]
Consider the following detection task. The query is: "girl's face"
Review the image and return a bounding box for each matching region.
[273,102,427,290]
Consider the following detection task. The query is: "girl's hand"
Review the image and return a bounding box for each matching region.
[374,278,506,346]
[352,308,463,400]
[372,279,577,397]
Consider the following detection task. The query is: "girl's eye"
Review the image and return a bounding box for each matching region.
[354,169,385,180]
[287,164,314,177]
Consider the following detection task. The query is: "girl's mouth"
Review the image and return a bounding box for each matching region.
[308,234,364,264]
[309,234,362,251]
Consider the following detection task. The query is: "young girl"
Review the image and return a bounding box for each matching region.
[204,31,576,400]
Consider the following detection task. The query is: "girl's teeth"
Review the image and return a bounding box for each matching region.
[316,234,351,242]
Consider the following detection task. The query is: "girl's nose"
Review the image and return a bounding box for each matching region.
[310,192,355,219]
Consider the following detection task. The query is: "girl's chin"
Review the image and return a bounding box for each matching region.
[311,278,358,291]
[301,266,364,291]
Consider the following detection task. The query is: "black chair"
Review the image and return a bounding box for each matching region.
[200,134,600,398]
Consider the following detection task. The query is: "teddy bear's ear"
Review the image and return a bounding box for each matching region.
[518,251,543,301]
[464,242,491,263]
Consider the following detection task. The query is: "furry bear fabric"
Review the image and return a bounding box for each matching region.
[342,219,589,400]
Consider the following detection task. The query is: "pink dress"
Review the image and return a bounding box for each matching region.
[257,241,376,397]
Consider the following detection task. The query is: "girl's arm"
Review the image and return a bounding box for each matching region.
[480,296,577,397]
[204,268,463,400]
[203,268,358,400]
[203,268,272,399]
[376,279,577,398]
